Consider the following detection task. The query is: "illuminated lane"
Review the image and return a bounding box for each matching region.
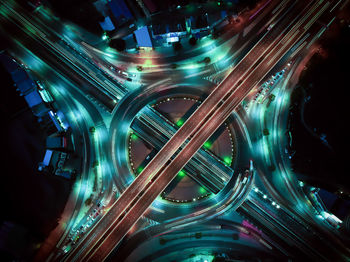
[0,0,346,261]
[132,106,232,193]
[0,0,124,108]
[64,1,299,260]
[0,34,117,262]
[76,1,336,261]
[238,191,350,261]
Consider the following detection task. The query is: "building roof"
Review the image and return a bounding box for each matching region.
[16,78,36,94]
[108,0,133,24]
[42,150,53,167]
[32,102,49,117]
[24,90,43,108]
[99,16,115,31]
[134,26,153,48]
[11,69,28,83]
[46,136,64,149]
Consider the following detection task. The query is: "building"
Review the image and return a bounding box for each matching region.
[0,53,50,117]
[38,149,72,179]
[99,16,115,31]
[108,0,133,26]
[134,26,153,49]
[46,134,67,151]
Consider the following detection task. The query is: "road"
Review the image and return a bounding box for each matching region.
[64,0,293,259]
[0,0,124,110]
[0,0,264,259]
[0,1,119,259]
[64,0,338,261]
[132,106,232,193]
[1,0,348,261]
[238,191,349,261]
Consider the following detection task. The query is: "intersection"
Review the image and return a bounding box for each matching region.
[0,0,349,261]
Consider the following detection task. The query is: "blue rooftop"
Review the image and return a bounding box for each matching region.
[24,90,43,107]
[16,78,36,94]
[108,0,132,23]
[11,69,28,83]
[99,16,115,31]
[134,26,153,48]
[43,150,53,166]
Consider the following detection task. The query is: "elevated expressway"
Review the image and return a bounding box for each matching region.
[132,106,232,194]
[2,0,349,261]
[0,0,126,111]
[0,0,268,259]
[63,0,350,261]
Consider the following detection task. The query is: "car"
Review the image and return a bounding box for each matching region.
[62,245,70,253]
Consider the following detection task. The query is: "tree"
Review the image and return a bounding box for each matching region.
[109,38,126,52]
[211,28,220,39]
[189,36,197,46]
[195,232,202,239]
[85,196,92,206]
[232,233,239,240]
[263,128,270,136]
[204,57,211,64]
[268,164,276,172]
[159,238,167,245]
[92,160,99,168]
[173,41,182,52]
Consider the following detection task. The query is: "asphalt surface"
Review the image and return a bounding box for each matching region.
[72,0,339,261]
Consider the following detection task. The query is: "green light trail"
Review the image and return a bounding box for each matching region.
[176,118,184,127]
[131,133,139,141]
[178,170,186,177]
[203,141,212,149]
[199,187,207,194]
[223,156,232,166]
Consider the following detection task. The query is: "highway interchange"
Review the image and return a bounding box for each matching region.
[1,0,350,261]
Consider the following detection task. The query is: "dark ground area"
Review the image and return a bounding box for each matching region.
[41,0,259,37]
[44,0,104,35]
[0,60,70,260]
[288,21,350,195]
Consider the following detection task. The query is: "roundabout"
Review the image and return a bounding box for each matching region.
[110,81,252,222]
[128,96,236,203]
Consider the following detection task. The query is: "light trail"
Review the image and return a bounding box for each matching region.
[73,1,336,260]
